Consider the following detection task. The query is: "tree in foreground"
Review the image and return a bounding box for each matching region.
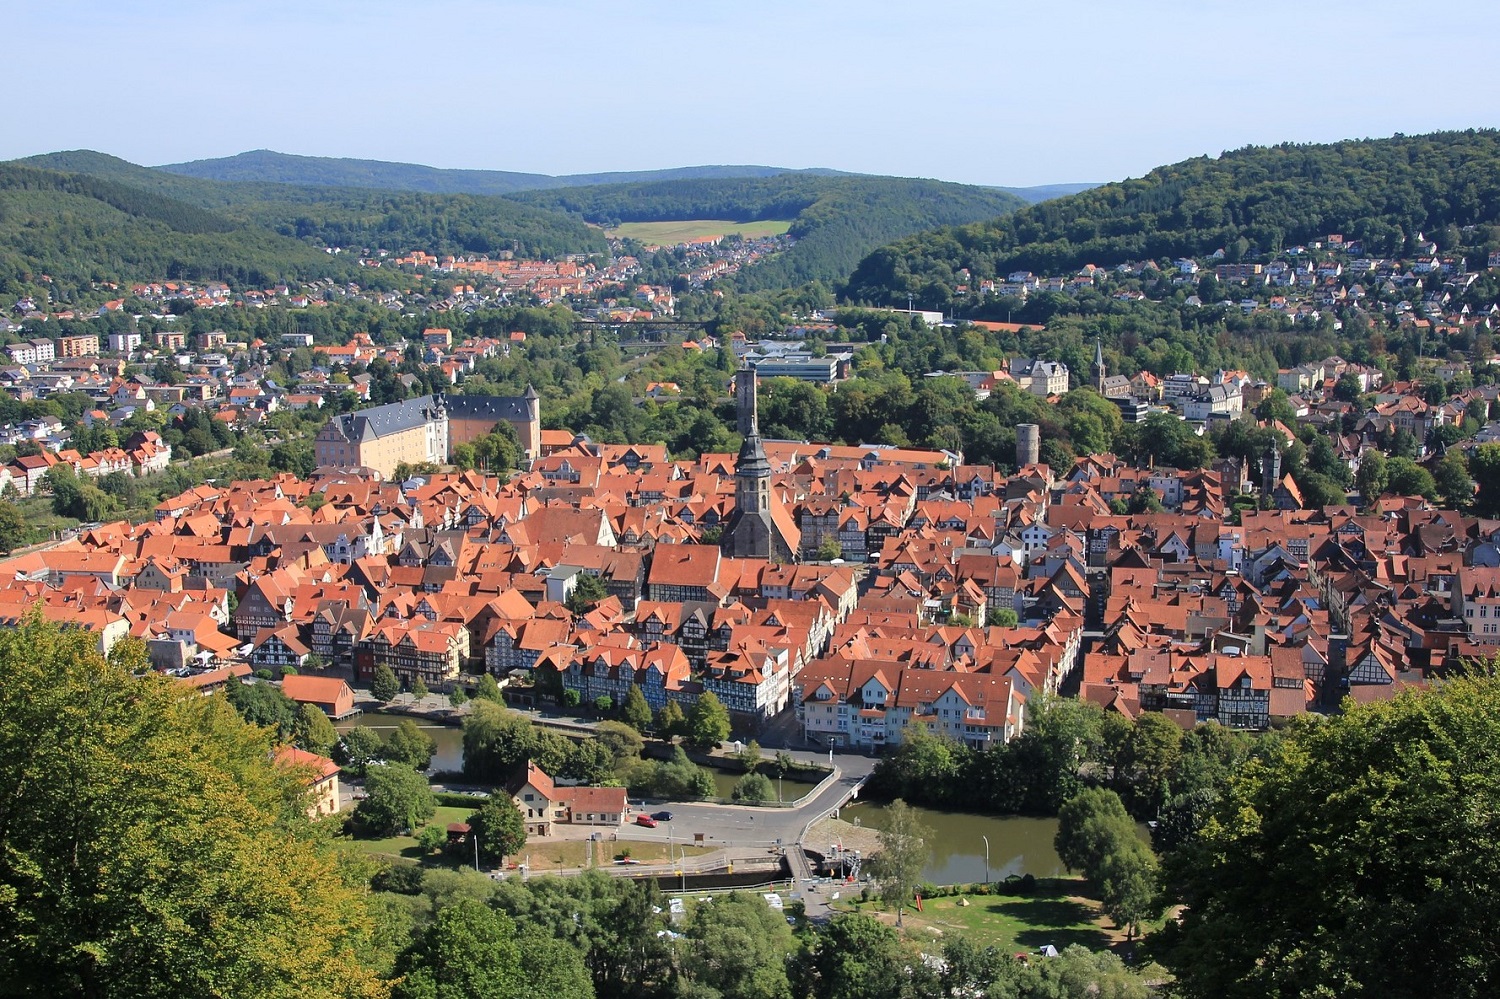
[384,718,437,771]
[467,796,527,866]
[392,897,591,999]
[0,615,385,997]
[336,724,385,777]
[656,700,686,740]
[731,772,773,803]
[797,912,920,999]
[371,663,400,703]
[1154,673,1500,998]
[686,691,731,750]
[870,798,931,926]
[356,763,435,836]
[621,683,653,733]
[680,891,796,999]
[294,701,340,756]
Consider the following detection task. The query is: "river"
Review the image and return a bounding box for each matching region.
[335,711,465,774]
[842,801,1068,884]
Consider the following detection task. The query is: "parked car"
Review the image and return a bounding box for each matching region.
[651,810,674,822]
[635,815,658,828]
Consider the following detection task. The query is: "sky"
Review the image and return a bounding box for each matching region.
[7,0,1500,188]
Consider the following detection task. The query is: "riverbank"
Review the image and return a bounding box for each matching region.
[830,876,1140,956]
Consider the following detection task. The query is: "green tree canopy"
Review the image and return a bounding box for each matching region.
[474,674,503,703]
[620,684,653,733]
[334,724,385,778]
[680,891,796,999]
[731,772,774,803]
[467,796,526,866]
[371,664,400,703]
[686,692,731,750]
[356,762,435,836]
[1156,674,1500,998]
[384,718,437,771]
[564,573,609,614]
[293,702,339,757]
[656,700,687,740]
[0,616,385,997]
[870,798,931,926]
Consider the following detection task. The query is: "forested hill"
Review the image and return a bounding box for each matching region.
[0,163,361,295]
[14,151,610,263]
[511,174,1027,290]
[157,149,852,194]
[157,148,1086,204]
[844,130,1500,308]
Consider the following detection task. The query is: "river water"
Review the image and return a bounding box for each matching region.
[842,801,1068,884]
[335,711,466,774]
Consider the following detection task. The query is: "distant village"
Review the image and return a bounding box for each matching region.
[0,345,1488,762]
[0,230,1498,759]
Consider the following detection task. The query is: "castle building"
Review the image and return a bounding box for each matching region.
[315,388,541,479]
[447,386,541,459]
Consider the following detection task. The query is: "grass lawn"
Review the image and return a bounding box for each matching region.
[609,219,792,244]
[345,806,476,863]
[834,877,1127,955]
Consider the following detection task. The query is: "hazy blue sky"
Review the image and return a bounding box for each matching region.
[7,0,1500,187]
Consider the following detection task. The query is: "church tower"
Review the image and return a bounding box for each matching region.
[735,364,759,437]
[1091,339,1107,393]
[1261,441,1282,496]
[721,371,792,561]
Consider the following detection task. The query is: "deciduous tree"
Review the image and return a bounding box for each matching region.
[293,702,339,757]
[871,798,930,926]
[356,762,435,836]
[371,664,400,703]
[385,718,437,771]
[467,796,526,865]
[1156,674,1500,997]
[686,691,730,750]
[621,684,653,733]
[0,614,386,997]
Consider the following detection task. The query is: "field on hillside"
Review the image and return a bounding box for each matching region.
[609,219,792,244]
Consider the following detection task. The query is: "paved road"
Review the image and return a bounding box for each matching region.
[620,750,877,852]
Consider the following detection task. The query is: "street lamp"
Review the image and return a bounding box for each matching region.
[981,835,990,885]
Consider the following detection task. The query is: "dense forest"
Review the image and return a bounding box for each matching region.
[509,174,1026,289]
[156,148,1088,203]
[12,152,1027,293]
[844,130,1500,309]
[0,163,365,295]
[12,152,610,266]
[158,149,849,195]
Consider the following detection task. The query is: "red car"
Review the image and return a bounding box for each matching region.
[635,814,658,828]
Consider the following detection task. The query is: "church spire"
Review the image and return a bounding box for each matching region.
[1091,338,1106,393]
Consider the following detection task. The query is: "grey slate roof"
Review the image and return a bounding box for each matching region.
[447,394,531,423]
[329,395,444,443]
